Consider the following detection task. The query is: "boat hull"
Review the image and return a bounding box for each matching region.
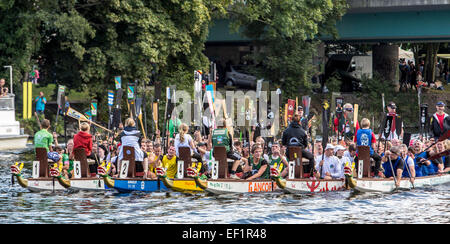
[194,178,278,195]
[351,174,450,193]
[161,177,203,193]
[67,178,109,191]
[107,178,169,193]
[277,178,346,194]
[25,178,66,192]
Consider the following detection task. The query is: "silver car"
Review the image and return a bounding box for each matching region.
[224,65,257,88]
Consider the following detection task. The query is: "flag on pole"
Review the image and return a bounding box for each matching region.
[91,101,97,116]
[115,76,121,90]
[287,99,296,122]
[108,90,114,107]
[322,100,330,147]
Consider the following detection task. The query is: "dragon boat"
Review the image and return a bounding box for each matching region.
[152,147,206,193]
[49,148,109,191]
[344,168,450,193]
[154,166,204,193]
[186,166,278,195]
[343,146,450,193]
[11,148,109,192]
[11,162,66,192]
[269,146,347,194]
[185,146,279,195]
[49,161,108,191]
[270,167,346,194]
[10,148,67,192]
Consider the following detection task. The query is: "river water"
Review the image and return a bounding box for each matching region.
[1,148,449,224]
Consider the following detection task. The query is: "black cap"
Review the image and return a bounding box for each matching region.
[297,106,303,110]
[387,102,396,109]
[197,142,207,147]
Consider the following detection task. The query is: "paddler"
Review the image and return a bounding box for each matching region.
[430,101,449,140]
[316,144,342,179]
[73,122,93,157]
[241,144,270,180]
[267,142,289,178]
[144,143,162,179]
[212,119,242,179]
[117,118,147,177]
[34,119,57,153]
[381,146,404,187]
[354,118,382,177]
[62,139,75,179]
[281,112,316,176]
[159,145,178,179]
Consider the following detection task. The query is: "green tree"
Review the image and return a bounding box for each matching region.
[227,0,348,100]
[1,0,230,130]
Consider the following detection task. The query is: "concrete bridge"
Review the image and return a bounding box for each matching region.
[206,1,450,84]
[207,0,450,43]
[332,0,450,42]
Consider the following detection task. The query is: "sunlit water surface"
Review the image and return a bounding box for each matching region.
[1,149,448,224]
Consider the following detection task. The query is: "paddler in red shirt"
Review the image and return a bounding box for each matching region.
[73,122,93,157]
[430,101,449,140]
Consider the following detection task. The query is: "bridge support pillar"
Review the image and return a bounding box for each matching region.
[372,43,399,89]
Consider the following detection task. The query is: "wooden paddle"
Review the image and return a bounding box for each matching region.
[428,150,450,161]
[423,130,450,152]
[388,157,398,189]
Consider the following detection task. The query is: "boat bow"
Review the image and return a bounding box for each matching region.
[10,163,28,188]
[98,164,115,188]
[270,167,286,189]
[186,166,208,190]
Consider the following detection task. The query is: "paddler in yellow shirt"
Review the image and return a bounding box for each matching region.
[159,145,178,179]
[144,143,162,179]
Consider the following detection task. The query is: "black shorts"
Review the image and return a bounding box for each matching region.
[227,151,241,161]
[135,161,144,172]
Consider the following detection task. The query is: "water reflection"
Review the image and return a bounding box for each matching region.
[0,150,449,224]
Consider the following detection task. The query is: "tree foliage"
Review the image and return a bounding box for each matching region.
[227,0,348,100]
[1,0,347,129]
[0,0,230,123]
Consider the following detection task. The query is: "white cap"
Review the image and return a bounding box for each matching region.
[325,144,335,151]
[334,145,346,153]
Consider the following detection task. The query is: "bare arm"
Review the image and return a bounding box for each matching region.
[246,164,268,181]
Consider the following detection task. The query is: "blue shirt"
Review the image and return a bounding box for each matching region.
[35,96,46,111]
[356,128,374,155]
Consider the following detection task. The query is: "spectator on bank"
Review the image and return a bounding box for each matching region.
[0,78,8,97]
[35,91,47,115]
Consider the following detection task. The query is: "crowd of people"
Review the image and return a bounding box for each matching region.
[399,59,449,92]
[34,99,449,184]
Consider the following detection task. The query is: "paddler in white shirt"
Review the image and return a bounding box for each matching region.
[317,144,342,180]
[334,145,353,179]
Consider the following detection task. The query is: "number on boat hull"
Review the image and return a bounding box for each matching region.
[32,161,39,179]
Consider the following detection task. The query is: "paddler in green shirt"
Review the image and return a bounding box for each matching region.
[211,119,241,160]
[167,118,182,138]
[211,119,246,179]
[34,119,55,152]
[62,139,75,179]
[242,144,270,180]
[268,142,289,178]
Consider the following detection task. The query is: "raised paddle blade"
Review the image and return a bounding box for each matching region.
[428,150,450,161]
[423,130,450,152]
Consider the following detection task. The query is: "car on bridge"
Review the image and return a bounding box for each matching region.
[224,65,258,89]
